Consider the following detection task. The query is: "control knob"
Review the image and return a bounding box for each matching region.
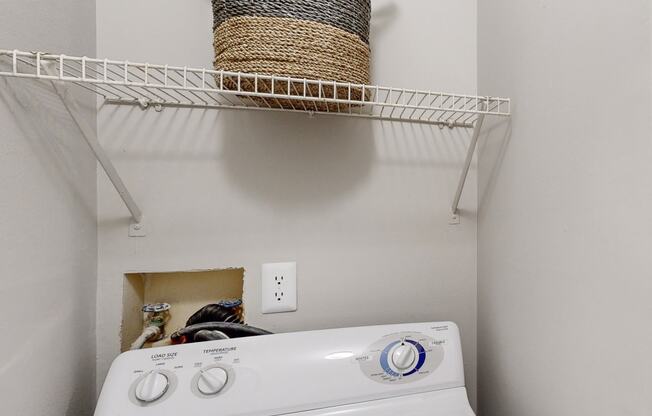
[392,343,417,370]
[135,371,169,403]
[197,367,228,395]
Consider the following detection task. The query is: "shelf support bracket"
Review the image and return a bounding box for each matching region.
[44,66,145,236]
[450,104,486,225]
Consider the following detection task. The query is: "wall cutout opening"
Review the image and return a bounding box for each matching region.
[121,269,245,352]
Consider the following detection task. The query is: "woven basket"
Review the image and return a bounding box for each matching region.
[212,0,371,111]
[213,0,371,44]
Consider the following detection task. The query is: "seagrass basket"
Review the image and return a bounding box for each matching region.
[211,0,372,111]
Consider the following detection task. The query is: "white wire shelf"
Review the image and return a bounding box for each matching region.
[0,49,510,128]
[0,49,511,232]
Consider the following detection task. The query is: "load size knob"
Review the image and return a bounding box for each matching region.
[135,371,169,403]
[197,367,228,395]
[392,343,417,371]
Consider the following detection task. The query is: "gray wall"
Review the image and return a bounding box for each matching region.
[478,1,652,415]
[94,0,481,407]
[0,1,97,416]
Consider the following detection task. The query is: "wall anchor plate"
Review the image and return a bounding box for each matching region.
[129,220,147,237]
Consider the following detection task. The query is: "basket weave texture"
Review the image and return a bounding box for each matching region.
[212,0,372,110]
[212,0,371,44]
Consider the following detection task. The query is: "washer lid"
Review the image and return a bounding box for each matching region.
[294,388,475,416]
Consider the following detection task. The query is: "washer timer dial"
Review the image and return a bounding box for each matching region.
[392,344,416,370]
[359,331,444,384]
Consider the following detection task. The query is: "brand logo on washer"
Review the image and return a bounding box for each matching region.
[203,347,237,354]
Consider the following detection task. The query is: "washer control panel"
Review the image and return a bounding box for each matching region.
[95,322,464,416]
[359,331,444,384]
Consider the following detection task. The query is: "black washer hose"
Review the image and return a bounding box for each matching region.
[171,322,272,343]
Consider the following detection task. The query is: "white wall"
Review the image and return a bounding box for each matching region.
[95,0,480,406]
[0,1,97,415]
[478,1,652,415]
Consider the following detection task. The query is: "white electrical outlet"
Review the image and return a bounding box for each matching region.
[261,262,297,314]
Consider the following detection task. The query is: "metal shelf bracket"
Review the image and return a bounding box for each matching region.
[450,104,487,225]
[43,63,145,237]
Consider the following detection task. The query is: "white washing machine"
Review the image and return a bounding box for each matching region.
[95,322,475,416]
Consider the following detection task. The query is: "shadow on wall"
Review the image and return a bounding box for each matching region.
[371,1,399,35]
[369,1,398,83]
[373,120,471,168]
[96,103,474,222]
[98,101,229,161]
[0,77,97,221]
[220,111,376,210]
[478,115,513,222]
[96,100,474,224]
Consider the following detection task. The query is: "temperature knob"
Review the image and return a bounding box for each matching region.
[392,344,417,370]
[135,371,169,403]
[197,367,228,395]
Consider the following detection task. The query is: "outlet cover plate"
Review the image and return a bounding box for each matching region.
[261,262,297,314]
